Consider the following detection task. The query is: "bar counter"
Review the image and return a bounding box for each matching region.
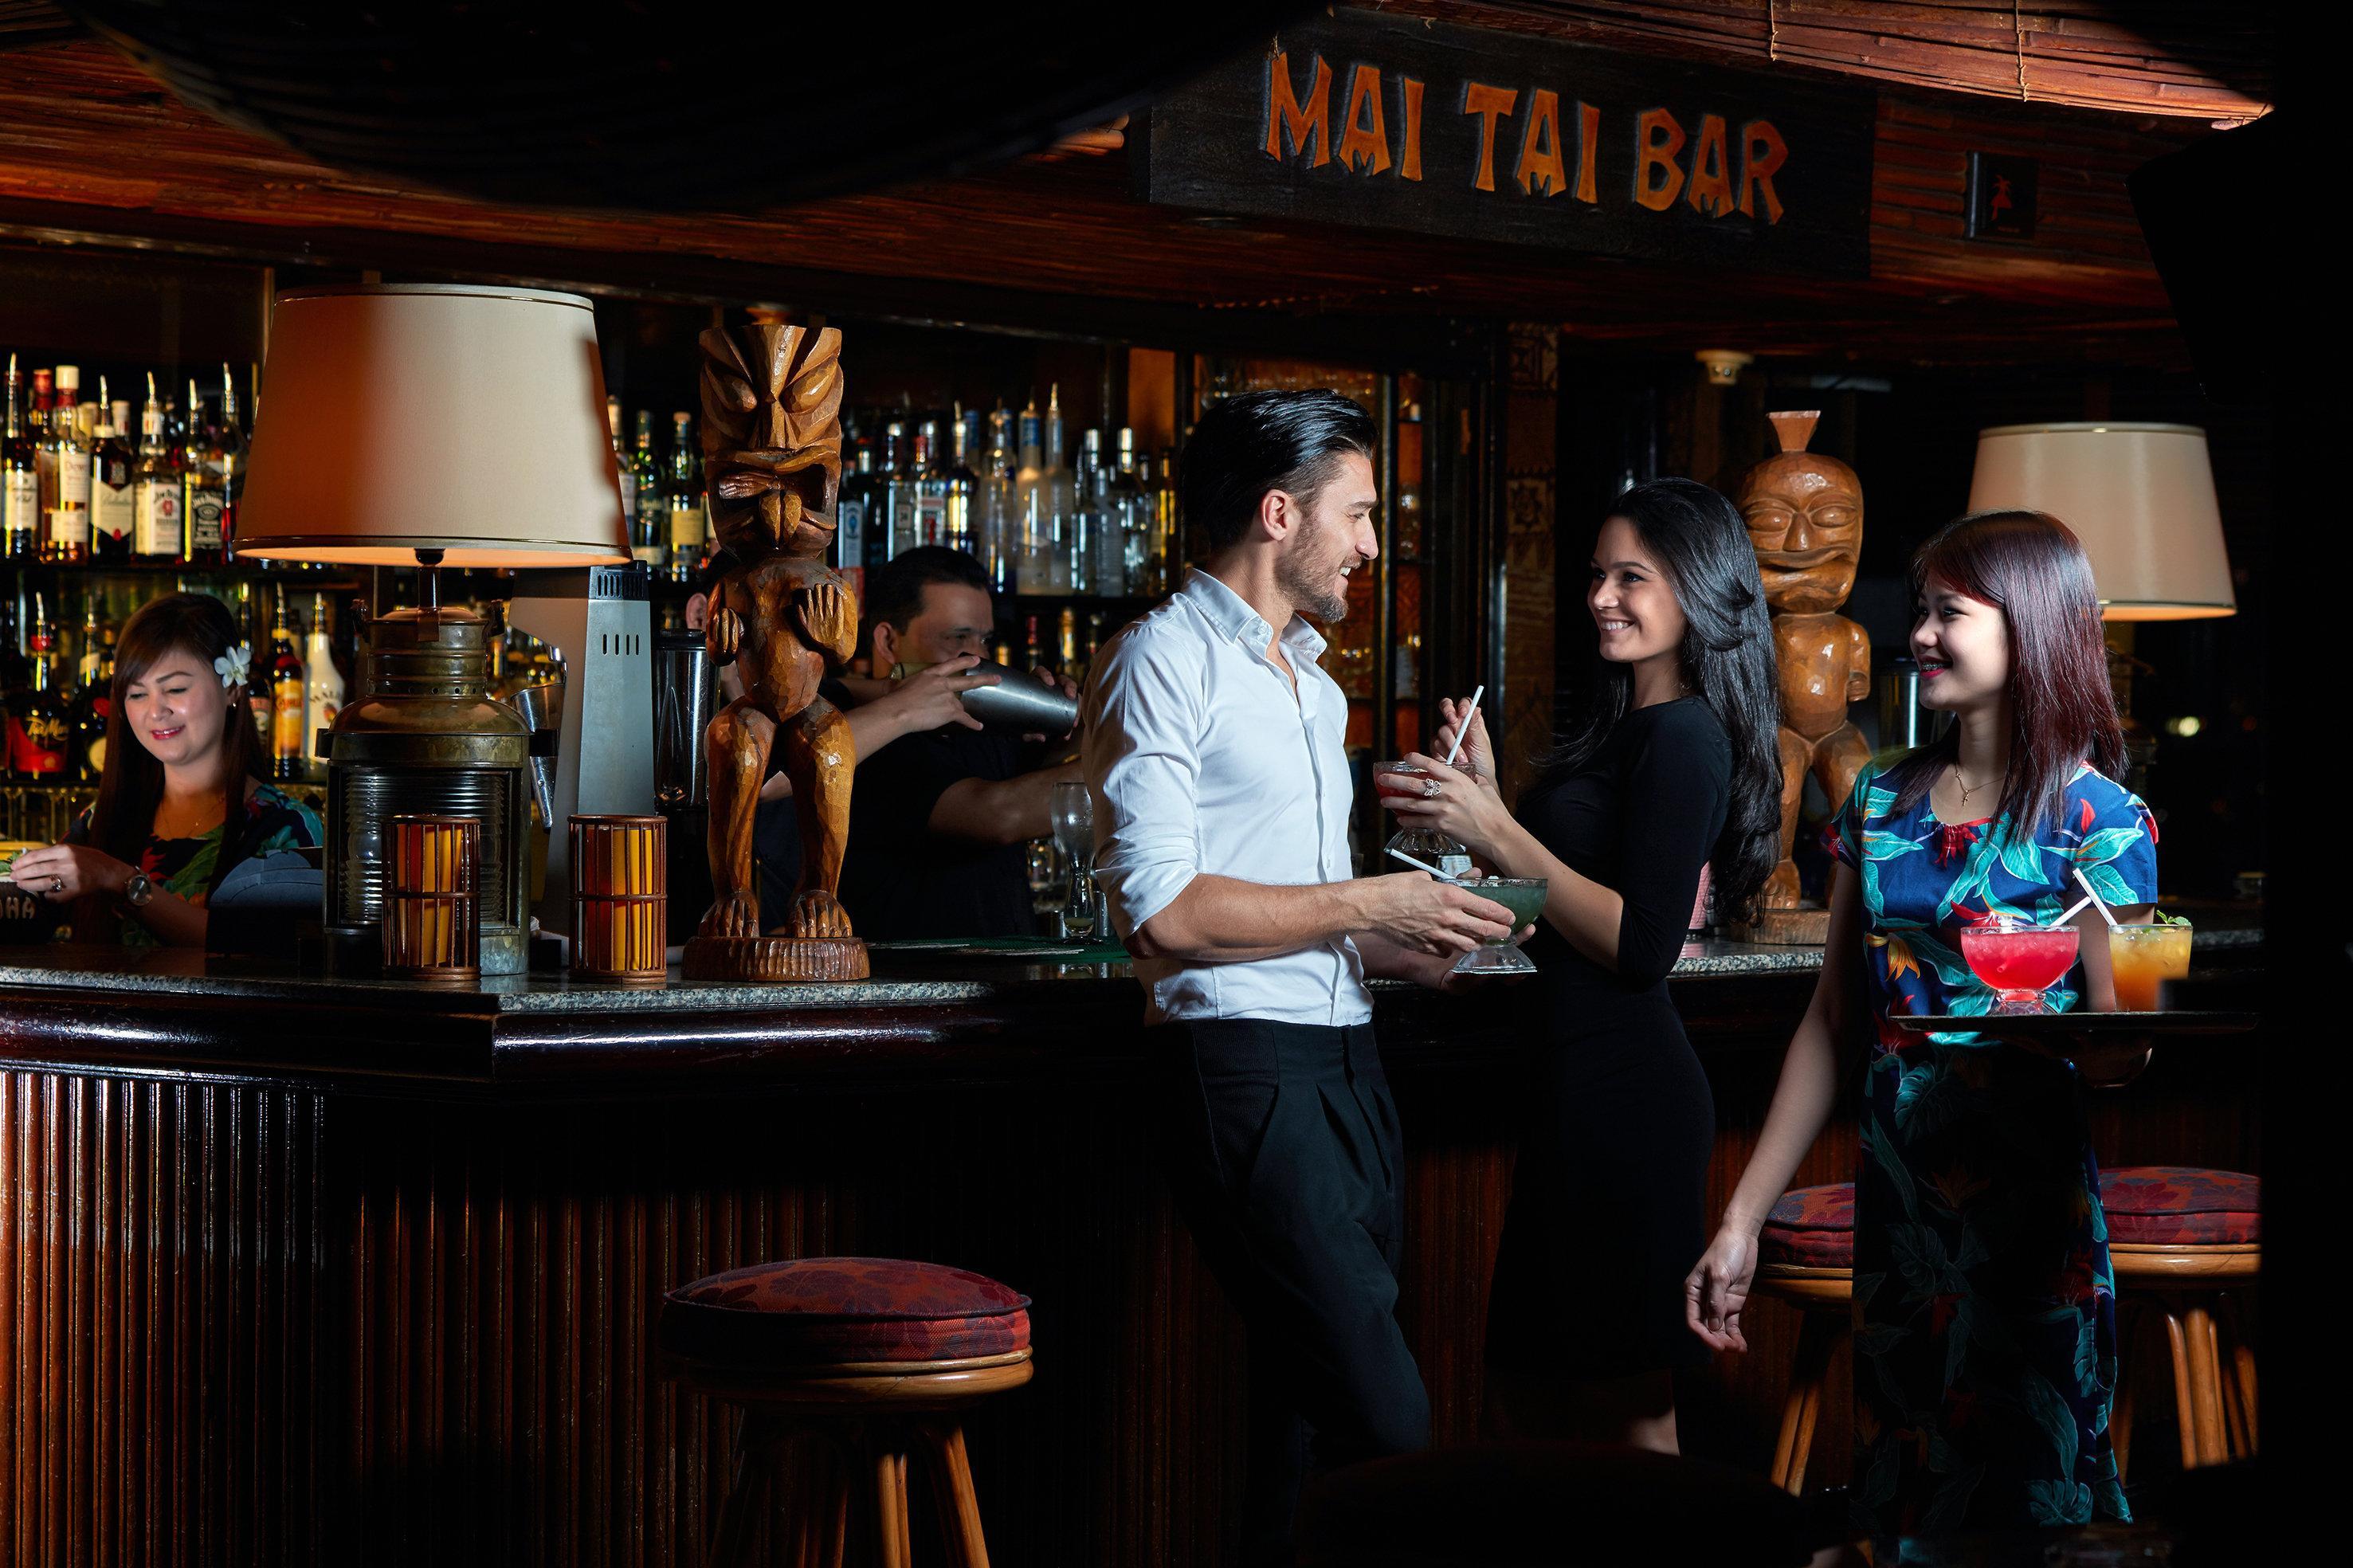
[1,925,2261,1566]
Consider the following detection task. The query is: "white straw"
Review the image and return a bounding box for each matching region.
[1386,845,1453,878]
[2054,892,2096,928]
[1441,685,1486,767]
[2073,866,2120,928]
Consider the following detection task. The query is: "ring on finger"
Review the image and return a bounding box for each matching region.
[1421,778,1441,798]
[52,876,64,893]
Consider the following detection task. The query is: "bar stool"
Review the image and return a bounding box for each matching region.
[660,1256,1033,1568]
[2100,1166,2260,1479]
[1752,1182,1854,1495]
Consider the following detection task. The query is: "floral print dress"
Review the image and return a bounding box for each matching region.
[1827,759,2158,1541]
[69,782,323,949]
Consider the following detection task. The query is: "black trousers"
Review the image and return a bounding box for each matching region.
[1150,1017,1430,1566]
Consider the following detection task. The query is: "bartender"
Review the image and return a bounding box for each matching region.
[834,546,1080,939]
[9,592,323,952]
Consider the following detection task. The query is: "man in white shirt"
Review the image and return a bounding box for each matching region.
[1084,389,1516,1563]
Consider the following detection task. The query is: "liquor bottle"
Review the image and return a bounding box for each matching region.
[42,365,91,563]
[1072,427,1107,595]
[1106,428,1149,598]
[10,594,69,778]
[1086,610,1108,675]
[1057,606,1080,680]
[1021,612,1043,672]
[2,355,39,562]
[1040,386,1076,593]
[218,363,246,541]
[1013,394,1074,594]
[629,411,661,570]
[69,600,112,782]
[665,411,703,583]
[182,381,229,566]
[90,398,135,560]
[132,379,184,563]
[271,588,307,781]
[238,583,273,751]
[978,406,1015,595]
[1152,445,1182,590]
[606,395,635,539]
[0,598,24,781]
[912,420,946,550]
[304,590,344,782]
[28,367,55,513]
[943,407,981,556]
[882,420,919,561]
[835,436,875,574]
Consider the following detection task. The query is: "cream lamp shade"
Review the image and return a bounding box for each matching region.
[233,284,629,566]
[1966,422,2234,621]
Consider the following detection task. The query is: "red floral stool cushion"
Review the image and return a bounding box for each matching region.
[2099,1166,2261,1247]
[1759,1183,1854,1270]
[660,1256,1031,1368]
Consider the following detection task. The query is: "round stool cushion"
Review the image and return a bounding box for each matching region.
[659,1256,1031,1367]
[1759,1182,1853,1270]
[1296,1442,1820,1567]
[2099,1166,2260,1246]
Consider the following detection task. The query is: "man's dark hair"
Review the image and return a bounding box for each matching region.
[1179,389,1378,555]
[859,545,992,647]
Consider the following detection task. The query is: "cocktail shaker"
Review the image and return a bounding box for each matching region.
[891,659,1079,735]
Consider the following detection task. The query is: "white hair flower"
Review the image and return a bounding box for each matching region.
[215,643,252,689]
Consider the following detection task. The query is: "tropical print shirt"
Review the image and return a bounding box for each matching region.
[1827,758,2158,1542]
[69,782,324,949]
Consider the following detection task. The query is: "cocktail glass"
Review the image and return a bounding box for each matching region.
[1049,782,1097,940]
[1446,877,1548,976]
[1959,918,2081,1014]
[1373,761,1473,878]
[2108,920,2192,1012]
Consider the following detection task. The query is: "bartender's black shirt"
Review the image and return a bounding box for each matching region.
[838,718,1039,941]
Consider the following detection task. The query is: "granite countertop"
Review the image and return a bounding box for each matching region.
[0,915,2261,1017]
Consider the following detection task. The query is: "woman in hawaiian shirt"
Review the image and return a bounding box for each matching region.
[14,593,321,949]
[1684,511,2158,1541]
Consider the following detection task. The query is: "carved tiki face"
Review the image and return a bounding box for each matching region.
[1736,410,1862,614]
[699,322,844,560]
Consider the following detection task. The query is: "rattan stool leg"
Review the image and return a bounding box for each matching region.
[1771,1308,1839,1495]
[708,1409,781,1568]
[788,1433,850,1568]
[2183,1304,2229,1466]
[2162,1305,2198,1472]
[920,1421,993,1568]
[2111,1301,2143,1484]
[863,1431,914,1568]
[2222,1294,2259,1456]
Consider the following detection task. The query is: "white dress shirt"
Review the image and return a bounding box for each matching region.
[1082,568,1371,1028]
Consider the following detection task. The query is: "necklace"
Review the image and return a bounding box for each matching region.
[1951,764,2000,802]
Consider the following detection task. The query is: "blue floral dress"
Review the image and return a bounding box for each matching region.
[1827,759,2158,1541]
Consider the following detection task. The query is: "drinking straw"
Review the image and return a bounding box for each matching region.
[1441,685,1486,767]
[2072,866,2121,928]
[2054,892,2096,928]
[1386,845,1455,878]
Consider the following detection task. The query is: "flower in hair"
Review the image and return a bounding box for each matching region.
[215,643,252,690]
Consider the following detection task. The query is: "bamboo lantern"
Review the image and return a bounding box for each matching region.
[382,815,483,983]
[570,815,668,986]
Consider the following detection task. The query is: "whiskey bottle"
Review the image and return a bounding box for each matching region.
[27,367,54,514]
[90,399,135,561]
[835,436,875,574]
[182,381,229,566]
[2,355,39,562]
[271,589,307,781]
[607,394,636,539]
[880,420,917,561]
[912,420,946,551]
[303,590,344,782]
[10,595,69,778]
[1108,428,1149,598]
[943,407,981,556]
[218,363,246,543]
[665,412,704,584]
[42,365,91,563]
[132,380,184,563]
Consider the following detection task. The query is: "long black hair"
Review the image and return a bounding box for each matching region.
[1532,478,1781,925]
[83,593,269,901]
[1883,509,2125,837]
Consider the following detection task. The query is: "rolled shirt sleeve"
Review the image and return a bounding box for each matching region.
[1083,623,1202,941]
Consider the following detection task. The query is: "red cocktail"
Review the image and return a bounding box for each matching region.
[1960,920,2080,1015]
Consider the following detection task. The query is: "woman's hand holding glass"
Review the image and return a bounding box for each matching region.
[1383,698,1515,864]
[7,842,135,904]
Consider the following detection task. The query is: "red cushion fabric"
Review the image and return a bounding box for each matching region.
[2099,1166,2261,1246]
[1759,1182,1854,1270]
[660,1256,1031,1367]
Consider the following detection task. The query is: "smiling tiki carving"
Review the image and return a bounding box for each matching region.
[1736,410,1870,943]
[680,319,869,982]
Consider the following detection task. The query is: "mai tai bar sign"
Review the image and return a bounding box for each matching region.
[1139,11,1877,277]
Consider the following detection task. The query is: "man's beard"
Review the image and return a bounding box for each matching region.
[1275,521,1351,623]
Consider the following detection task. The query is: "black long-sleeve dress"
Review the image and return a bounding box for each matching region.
[1484,697,1730,1383]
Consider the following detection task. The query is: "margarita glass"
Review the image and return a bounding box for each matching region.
[2107,920,2192,1012]
[1960,918,2080,1015]
[1374,761,1473,878]
[1446,876,1548,976]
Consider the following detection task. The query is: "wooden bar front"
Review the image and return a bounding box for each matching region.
[0,940,2258,1565]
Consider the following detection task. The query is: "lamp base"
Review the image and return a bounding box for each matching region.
[681,933,869,982]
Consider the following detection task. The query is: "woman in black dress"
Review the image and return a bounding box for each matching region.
[1383,478,1780,1450]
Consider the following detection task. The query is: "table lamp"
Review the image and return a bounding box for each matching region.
[233,283,629,974]
[1966,423,2235,621]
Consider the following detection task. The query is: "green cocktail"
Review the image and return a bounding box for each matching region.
[1448,876,1547,975]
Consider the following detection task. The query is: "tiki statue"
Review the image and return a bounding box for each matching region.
[1736,410,1871,939]
[680,320,868,982]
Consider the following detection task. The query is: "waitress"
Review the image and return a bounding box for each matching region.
[10,592,321,948]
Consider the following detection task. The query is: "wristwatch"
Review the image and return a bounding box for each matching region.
[124,870,154,908]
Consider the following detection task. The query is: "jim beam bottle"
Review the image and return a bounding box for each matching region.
[133,377,183,563]
[182,379,229,566]
[2,355,38,561]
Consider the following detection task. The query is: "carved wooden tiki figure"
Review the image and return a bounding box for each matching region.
[681,320,868,981]
[1737,410,1871,938]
